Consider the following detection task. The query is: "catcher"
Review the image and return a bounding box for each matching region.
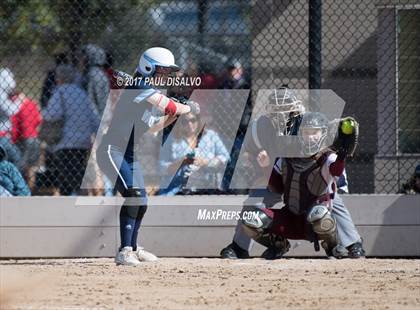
[221,88,365,258]
[239,111,363,257]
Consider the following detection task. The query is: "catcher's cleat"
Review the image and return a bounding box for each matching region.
[261,237,290,260]
[220,242,250,259]
[347,242,366,258]
[134,246,158,262]
[115,246,141,266]
[323,244,347,259]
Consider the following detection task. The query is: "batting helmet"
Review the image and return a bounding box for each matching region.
[137,47,180,77]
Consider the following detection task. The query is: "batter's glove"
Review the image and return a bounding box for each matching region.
[186,100,200,115]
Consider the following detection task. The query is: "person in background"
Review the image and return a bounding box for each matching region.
[104,51,119,90]
[159,113,230,195]
[218,59,250,193]
[92,50,118,197]
[9,79,42,191]
[42,64,100,195]
[0,68,23,168]
[0,144,30,196]
[399,164,420,194]
[219,59,248,90]
[198,62,218,90]
[40,53,68,109]
[79,44,110,116]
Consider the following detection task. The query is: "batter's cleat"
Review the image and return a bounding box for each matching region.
[347,242,366,258]
[115,246,141,266]
[261,238,290,260]
[220,242,250,259]
[134,246,158,262]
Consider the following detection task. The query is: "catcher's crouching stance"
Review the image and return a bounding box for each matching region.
[240,112,361,257]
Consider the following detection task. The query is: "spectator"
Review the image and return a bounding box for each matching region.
[159,113,230,195]
[167,70,194,99]
[0,68,23,168]
[198,62,218,90]
[40,53,68,109]
[399,164,420,194]
[79,44,110,116]
[104,51,119,90]
[0,68,42,171]
[217,60,250,193]
[0,144,30,196]
[219,59,248,90]
[10,84,42,192]
[42,64,100,195]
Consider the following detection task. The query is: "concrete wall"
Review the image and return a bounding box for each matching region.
[1,195,419,258]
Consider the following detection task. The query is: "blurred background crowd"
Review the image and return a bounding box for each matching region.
[0,42,249,196]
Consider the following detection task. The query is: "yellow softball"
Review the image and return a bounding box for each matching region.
[341,119,354,135]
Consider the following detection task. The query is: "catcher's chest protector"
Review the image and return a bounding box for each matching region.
[282,152,331,215]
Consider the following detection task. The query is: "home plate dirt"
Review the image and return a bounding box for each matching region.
[1,258,419,310]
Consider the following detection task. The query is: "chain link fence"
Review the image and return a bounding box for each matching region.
[0,0,419,195]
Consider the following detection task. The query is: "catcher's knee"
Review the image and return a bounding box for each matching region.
[240,205,289,250]
[122,188,148,220]
[307,204,337,245]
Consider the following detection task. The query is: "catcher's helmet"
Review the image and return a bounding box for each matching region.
[137,47,180,77]
[298,112,329,156]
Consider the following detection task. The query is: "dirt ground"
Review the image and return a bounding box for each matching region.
[0,258,419,310]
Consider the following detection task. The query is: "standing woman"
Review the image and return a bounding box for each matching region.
[97,47,200,266]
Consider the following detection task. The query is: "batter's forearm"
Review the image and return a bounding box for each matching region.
[148,115,178,134]
[147,93,190,116]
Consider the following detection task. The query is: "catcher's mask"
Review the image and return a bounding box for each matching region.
[264,87,305,136]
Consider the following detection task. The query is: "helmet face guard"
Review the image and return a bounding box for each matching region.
[264,88,305,136]
[299,127,328,156]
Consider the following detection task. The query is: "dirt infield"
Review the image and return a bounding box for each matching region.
[1,258,419,310]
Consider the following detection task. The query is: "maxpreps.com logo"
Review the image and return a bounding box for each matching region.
[197,209,258,221]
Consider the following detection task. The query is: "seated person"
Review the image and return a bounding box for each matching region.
[159,114,230,195]
[0,144,30,196]
[399,164,420,194]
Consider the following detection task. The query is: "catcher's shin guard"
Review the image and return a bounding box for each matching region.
[240,205,290,259]
[240,204,273,241]
[307,204,338,254]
